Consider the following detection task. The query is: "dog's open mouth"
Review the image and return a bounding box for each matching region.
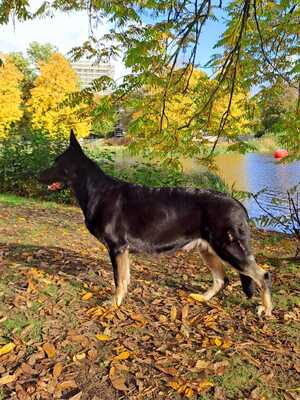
[48,182,63,191]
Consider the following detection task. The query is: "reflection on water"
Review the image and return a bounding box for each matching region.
[184,153,300,232]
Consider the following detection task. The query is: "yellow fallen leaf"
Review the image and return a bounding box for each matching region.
[53,362,63,378]
[170,305,177,321]
[73,353,86,362]
[0,374,16,386]
[159,315,167,323]
[95,334,111,341]
[185,387,194,398]
[82,292,93,301]
[177,383,187,394]
[169,381,180,390]
[189,293,206,302]
[0,342,15,357]
[195,360,210,370]
[43,342,56,359]
[222,339,233,349]
[113,351,130,362]
[198,380,214,392]
[214,338,222,347]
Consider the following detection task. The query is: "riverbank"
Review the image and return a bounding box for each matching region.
[0,194,299,399]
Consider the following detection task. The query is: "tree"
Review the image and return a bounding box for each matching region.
[0,56,23,139]
[2,0,299,160]
[27,41,58,66]
[27,53,90,139]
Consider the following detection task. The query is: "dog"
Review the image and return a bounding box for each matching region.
[39,131,273,317]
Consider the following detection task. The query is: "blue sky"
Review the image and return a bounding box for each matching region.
[0,0,226,79]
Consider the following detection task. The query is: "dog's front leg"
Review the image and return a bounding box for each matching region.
[109,248,130,307]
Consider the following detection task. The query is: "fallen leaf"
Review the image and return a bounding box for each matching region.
[53,362,63,379]
[82,292,93,301]
[43,342,56,359]
[189,293,206,302]
[73,353,86,362]
[170,305,177,321]
[195,360,210,370]
[109,366,128,391]
[182,304,189,320]
[113,351,130,362]
[95,334,111,341]
[184,387,194,398]
[56,380,78,391]
[169,381,180,391]
[198,379,214,392]
[0,374,16,386]
[159,315,167,323]
[214,337,222,347]
[222,339,233,349]
[0,342,15,357]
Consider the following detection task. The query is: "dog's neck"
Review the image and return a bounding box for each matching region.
[70,156,113,218]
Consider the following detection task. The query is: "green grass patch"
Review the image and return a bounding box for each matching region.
[213,356,276,399]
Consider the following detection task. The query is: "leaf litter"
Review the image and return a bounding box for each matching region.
[0,200,299,399]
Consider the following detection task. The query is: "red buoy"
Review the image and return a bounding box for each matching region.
[274,149,288,159]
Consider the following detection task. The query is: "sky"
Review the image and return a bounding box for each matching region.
[0,0,226,80]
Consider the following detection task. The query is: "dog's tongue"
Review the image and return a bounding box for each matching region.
[48,182,62,191]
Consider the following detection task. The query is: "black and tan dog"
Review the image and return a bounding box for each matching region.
[39,131,273,317]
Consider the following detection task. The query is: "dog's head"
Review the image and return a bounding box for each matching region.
[39,130,84,191]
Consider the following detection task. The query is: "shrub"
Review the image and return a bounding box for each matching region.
[0,132,70,202]
[0,134,228,203]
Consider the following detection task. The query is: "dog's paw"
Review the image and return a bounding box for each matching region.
[102,297,119,309]
[257,305,273,318]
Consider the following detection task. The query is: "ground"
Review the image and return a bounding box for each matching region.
[0,194,299,400]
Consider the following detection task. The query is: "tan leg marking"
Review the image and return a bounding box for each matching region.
[243,256,273,317]
[200,250,225,301]
[112,249,130,307]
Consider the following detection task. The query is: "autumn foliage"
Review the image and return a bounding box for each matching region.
[28,53,90,139]
[0,57,23,139]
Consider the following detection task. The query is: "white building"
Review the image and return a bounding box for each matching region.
[72,61,114,93]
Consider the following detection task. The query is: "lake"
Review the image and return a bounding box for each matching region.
[183,153,300,232]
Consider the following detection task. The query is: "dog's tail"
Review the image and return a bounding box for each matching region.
[239,274,255,298]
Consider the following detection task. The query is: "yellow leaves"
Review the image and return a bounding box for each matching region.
[27,53,90,139]
[53,362,63,379]
[169,382,194,398]
[0,374,16,386]
[112,351,130,362]
[0,56,23,139]
[198,379,214,392]
[214,337,222,347]
[0,342,15,357]
[189,293,206,303]
[95,334,111,342]
[73,353,86,362]
[82,292,93,301]
[170,305,177,321]
[43,342,56,359]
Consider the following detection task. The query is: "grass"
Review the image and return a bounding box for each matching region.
[0,195,299,399]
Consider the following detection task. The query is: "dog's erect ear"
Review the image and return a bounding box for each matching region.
[69,129,82,152]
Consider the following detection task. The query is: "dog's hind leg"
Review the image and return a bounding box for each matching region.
[109,248,130,307]
[199,249,227,301]
[241,255,273,317]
